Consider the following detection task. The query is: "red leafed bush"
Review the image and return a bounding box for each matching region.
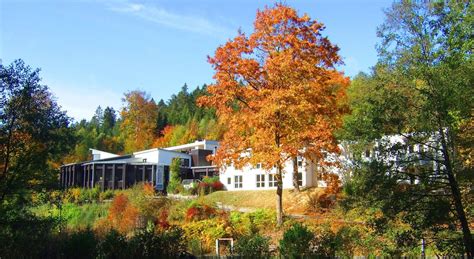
[185,203,218,221]
[211,181,224,191]
[196,176,224,195]
[156,209,170,230]
[185,207,200,221]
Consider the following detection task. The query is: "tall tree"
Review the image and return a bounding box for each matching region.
[90,105,104,130]
[102,106,116,134]
[343,1,473,255]
[120,90,158,153]
[0,59,74,203]
[200,4,348,226]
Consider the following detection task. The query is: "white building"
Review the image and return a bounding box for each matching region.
[60,139,328,191]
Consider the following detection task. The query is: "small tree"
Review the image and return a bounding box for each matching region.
[166,158,182,194]
[279,223,314,257]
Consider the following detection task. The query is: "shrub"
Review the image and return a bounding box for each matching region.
[234,234,271,257]
[155,209,170,230]
[196,176,224,195]
[97,229,128,259]
[185,201,218,221]
[230,209,275,236]
[143,182,155,196]
[279,223,314,257]
[127,226,186,258]
[312,224,338,257]
[182,219,229,253]
[306,191,337,212]
[99,189,115,201]
[60,229,98,258]
[107,193,140,234]
[167,200,191,222]
[188,238,204,256]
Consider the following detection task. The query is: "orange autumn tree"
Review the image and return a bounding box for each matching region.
[120,90,158,153]
[199,4,349,226]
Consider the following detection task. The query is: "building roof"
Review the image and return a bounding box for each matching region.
[163,140,218,152]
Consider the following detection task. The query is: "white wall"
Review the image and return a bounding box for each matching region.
[219,159,318,191]
[133,149,159,163]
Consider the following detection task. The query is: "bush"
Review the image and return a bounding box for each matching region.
[182,219,229,253]
[185,201,218,221]
[234,234,270,257]
[229,209,275,236]
[97,229,128,259]
[312,224,338,257]
[128,226,186,258]
[306,191,337,212]
[279,223,314,257]
[99,189,116,201]
[61,229,98,258]
[197,176,224,195]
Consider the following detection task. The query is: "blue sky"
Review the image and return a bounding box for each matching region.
[1,0,392,121]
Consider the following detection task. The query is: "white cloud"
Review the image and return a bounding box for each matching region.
[108,2,234,37]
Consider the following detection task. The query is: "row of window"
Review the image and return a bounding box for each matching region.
[253,158,304,170]
[227,173,303,189]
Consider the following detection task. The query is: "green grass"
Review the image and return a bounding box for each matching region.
[32,202,110,230]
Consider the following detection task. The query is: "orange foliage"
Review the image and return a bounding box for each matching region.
[198,4,349,223]
[120,90,158,153]
[321,173,342,195]
[199,3,349,170]
[107,193,140,234]
[109,193,128,219]
[143,182,155,196]
[153,125,175,148]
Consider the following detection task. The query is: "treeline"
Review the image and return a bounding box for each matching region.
[67,84,225,162]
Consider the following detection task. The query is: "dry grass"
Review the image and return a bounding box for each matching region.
[203,187,325,214]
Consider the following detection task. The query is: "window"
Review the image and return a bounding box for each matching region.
[234,175,242,188]
[254,163,262,169]
[256,174,265,188]
[298,172,303,186]
[268,174,277,187]
[227,177,231,185]
[297,156,303,167]
[180,158,190,167]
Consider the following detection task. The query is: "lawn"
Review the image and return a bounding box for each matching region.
[202,187,324,214]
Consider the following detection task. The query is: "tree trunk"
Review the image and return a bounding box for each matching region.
[292,156,300,192]
[439,127,473,258]
[276,164,283,226]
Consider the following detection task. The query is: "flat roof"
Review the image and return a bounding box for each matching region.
[163,140,218,151]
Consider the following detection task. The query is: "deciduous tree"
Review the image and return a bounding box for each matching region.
[120,91,158,153]
[0,59,74,203]
[200,4,348,225]
[342,1,473,255]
